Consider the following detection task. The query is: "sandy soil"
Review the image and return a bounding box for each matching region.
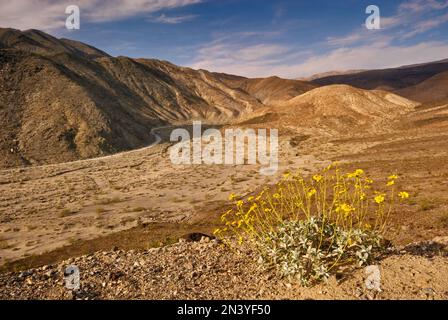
[0,126,328,264]
[1,104,448,300]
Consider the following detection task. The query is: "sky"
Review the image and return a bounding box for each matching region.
[1,0,448,78]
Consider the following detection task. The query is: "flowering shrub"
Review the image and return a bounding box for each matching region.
[214,164,410,285]
[258,218,382,285]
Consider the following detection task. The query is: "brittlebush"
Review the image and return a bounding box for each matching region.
[215,164,410,285]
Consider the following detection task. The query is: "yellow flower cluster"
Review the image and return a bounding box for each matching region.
[215,165,411,246]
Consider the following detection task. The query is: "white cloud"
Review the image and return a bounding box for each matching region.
[0,0,201,31]
[325,0,448,47]
[399,0,448,12]
[191,40,292,76]
[282,42,448,78]
[326,33,365,46]
[190,41,448,78]
[402,12,448,38]
[152,13,197,24]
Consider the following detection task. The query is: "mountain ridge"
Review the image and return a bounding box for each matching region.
[0,28,271,168]
[311,59,448,91]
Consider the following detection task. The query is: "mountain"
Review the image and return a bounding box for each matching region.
[0,27,437,169]
[0,28,109,59]
[298,69,366,81]
[395,71,448,104]
[214,73,318,105]
[0,28,264,168]
[270,85,418,135]
[311,59,448,92]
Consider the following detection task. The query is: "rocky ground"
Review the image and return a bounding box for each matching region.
[1,98,448,300]
[1,236,447,300]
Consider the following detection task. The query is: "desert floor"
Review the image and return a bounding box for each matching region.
[1,105,448,299]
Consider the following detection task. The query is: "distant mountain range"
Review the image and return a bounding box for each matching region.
[1,28,447,168]
[310,59,448,91]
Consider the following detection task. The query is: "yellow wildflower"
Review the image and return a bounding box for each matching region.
[337,203,355,214]
[313,175,323,183]
[307,188,317,198]
[387,180,395,186]
[388,174,398,180]
[229,193,237,201]
[248,203,258,214]
[348,169,364,178]
[398,191,410,200]
[374,194,385,204]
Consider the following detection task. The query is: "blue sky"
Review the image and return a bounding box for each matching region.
[1,0,448,78]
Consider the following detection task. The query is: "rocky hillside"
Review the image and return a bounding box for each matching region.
[0,28,264,168]
[215,73,318,105]
[395,71,448,104]
[312,59,448,92]
[1,27,439,168]
[272,85,418,135]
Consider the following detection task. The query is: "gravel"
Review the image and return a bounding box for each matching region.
[1,237,447,300]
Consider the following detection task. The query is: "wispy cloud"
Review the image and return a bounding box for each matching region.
[399,0,448,13]
[387,0,448,36]
[188,0,448,78]
[402,12,448,38]
[325,0,448,47]
[0,0,202,31]
[191,38,448,78]
[152,13,197,24]
[190,32,296,76]
[280,41,448,78]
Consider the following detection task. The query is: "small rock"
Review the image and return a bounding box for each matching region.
[200,236,210,243]
[19,271,32,278]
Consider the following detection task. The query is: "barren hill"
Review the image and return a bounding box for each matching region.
[0,28,109,59]
[272,84,418,134]
[0,28,263,168]
[298,69,366,81]
[214,73,317,105]
[312,59,448,93]
[395,71,448,104]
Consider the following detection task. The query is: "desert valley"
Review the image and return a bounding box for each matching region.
[0,27,448,300]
